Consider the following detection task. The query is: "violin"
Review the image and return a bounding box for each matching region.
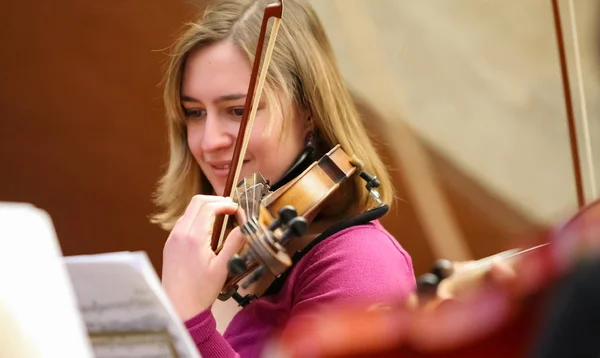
[206,0,383,304]
[413,242,548,311]
[217,144,382,302]
[265,198,600,358]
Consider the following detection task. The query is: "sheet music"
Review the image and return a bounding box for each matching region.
[0,202,94,358]
[91,332,178,358]
[64,251,201,358]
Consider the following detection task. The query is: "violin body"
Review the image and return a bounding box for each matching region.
[269,199,600,357]
[261,144,357,224]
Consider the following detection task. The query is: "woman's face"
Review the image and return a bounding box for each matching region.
[181,39,308,196]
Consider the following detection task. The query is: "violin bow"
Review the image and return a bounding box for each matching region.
[330,0,472,261]
[210,0,284,252]
[551,0,596,207]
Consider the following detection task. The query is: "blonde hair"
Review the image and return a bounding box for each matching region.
[151,0,393,230]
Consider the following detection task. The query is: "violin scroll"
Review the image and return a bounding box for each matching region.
[228,205,300,276]
[227,205,309,284]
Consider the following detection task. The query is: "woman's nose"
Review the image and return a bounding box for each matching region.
[200,115,234,152]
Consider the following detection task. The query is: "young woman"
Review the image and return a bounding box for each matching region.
[151,0,416,356]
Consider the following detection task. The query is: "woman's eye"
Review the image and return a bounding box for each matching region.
[231,107,245,117]
[183,108,205,119]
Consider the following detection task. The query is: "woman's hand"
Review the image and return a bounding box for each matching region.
[411,259,518,310]
[161,195,246,321]
[438,260,517,298]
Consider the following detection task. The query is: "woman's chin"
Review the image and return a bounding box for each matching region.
[205,180,224,196]
[214,185,225,197]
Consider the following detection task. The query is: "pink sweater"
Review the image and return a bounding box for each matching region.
[184,220,415,357]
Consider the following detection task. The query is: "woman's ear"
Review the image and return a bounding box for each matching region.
[304,114,313,135]
[304,116,315,144]
[304,120,315,149]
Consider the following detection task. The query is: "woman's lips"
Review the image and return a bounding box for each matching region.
[209,160,250,178]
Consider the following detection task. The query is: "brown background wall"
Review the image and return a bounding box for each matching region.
[0,0,200,272]
[0,0,539,277]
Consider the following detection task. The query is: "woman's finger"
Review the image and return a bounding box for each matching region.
[217,226,246,266]
[187,201,239,244]
[486,261,516,286]
[180,195,232,234]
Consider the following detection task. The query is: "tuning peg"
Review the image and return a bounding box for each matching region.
[241,265,266,289]
[416,273,440,297]
[432,259,454,280]
[279,206,298,224]
[268,205,298,231]
[359,171,380,190]
[279,216,309,245]
[228,254,249,275]
[357,170,383,204]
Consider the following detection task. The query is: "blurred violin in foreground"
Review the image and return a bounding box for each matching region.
[265,199,600,358]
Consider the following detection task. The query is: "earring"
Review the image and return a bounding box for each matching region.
[305,130,315,148]
[305,115,315,145]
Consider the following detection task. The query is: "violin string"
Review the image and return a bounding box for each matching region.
[499,242,550,260]
[252,181,258,220]
[241,217,269,289]
[567,0,597,200]
[244,178,250,222]
[251,180,255,220]
[463,243,550,272]
[254,176,260,220]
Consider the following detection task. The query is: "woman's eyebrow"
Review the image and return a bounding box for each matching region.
[180,93,247,103]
